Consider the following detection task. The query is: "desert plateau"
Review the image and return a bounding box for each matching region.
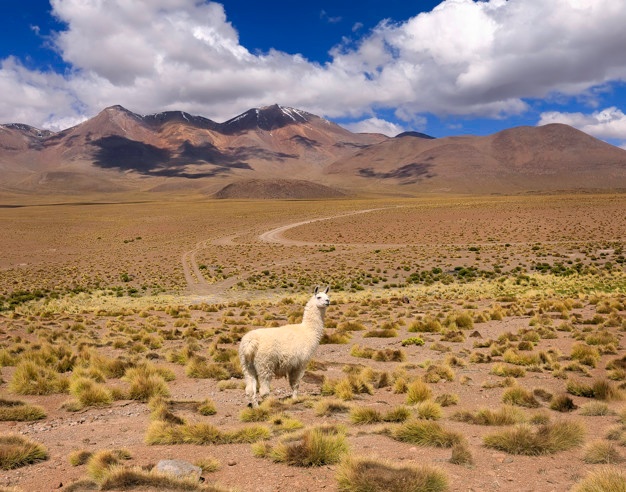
[0,193,624,492]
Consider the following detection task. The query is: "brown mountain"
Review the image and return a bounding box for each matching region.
[1,105,625,197]
[0,104,385,194]
[325,124,626,194]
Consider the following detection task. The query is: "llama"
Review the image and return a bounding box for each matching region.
[238,286,330,407]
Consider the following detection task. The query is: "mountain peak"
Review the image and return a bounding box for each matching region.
[395,131,436,140]
[142,110,219,131]
[221,104,314,134]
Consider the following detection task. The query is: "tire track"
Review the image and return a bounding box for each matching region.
[182,207,394,297]
[258,207,396,246]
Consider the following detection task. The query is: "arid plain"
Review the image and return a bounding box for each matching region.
[0,193,625,492]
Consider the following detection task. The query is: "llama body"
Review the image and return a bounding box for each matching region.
[239,286,330,407]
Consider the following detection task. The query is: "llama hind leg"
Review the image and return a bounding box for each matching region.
[258,375,271,402]
[242,366,259,407]
[288,368,305,399]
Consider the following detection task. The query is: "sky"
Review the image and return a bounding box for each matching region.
[2,0,626,147]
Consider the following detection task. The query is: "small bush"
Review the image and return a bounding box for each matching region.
[502,387,540,408]
[99,466,212,491]
[315,399,350,416]
[364,329,398,338]
[574,466,626,492]
[0,398,46,421]
[240,406,271,423]
[393,420,462,448]
[336,456,448,492]
[583,441,624,464]
[490,363,526,378]
[195,457,221,473]
[68,377,113,409]
[483,420,585,455]
[263,426,349,467]
[0,434,48,469]
[580,402,612,416]
[145,420,270,445]
[571,343,600,367]
[197,398,217,416]
[408,317,442,333]
[424,365,455,383]
[401,337,425,347]
[350,407,382,425]
[435,393,459,407]
[549,395,577,413]
[450,442,474,466]
[416,400,443,420]
[452,406,526,426]
[185,357,230,380]
[9,360,68,395]
[406,380,432,405]
[68,449,92,466]
[123,365,170,401]
[321,332,352,344]
[382,406,411,423]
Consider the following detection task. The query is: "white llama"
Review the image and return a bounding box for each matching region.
[238,286,330,407]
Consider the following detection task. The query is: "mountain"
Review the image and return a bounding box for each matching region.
[0,104,385,195]
[1,105,625,197]
[325,124,626,194]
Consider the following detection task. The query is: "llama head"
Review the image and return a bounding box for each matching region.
[313,286,330,308]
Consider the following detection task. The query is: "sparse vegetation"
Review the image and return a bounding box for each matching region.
[1,195,625,491]
[254,426,348,467]
[393,420,462,448]
[0,435,48,469]
[483,421,585,455]
[336,456,449,492]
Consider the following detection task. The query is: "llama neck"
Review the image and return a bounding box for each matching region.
[302,298,326,339]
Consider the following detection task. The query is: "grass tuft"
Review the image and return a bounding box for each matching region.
[502,386,540,408]
[263,426,349,467]
[0,398,46,421]
[574,466,626,492]
[406,380,432,405]
[483,420,585,455]
[452,405,526,426]
[393,420,462,448]
[582,441,624,464]
[9,360,68,395]
[0,434,48,469]
[336,456,448,492]
[123,365,171,401]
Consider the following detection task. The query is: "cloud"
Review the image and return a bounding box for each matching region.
[320,10,342,24]
[0,0,626,131]
[341,117,406,136]
[538,107,626,141]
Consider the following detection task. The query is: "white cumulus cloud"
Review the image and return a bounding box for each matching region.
[0,0,625,131]
[538,107,626,143]
[341,118,406,136]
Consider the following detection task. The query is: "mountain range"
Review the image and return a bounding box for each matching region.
[1,104,625,198]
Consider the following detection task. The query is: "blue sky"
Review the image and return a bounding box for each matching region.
[1,1,626,146]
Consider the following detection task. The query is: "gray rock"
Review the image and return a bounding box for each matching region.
[155,459,202,481]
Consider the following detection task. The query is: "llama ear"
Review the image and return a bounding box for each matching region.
[314,286,319,294]
[324,286,330,294]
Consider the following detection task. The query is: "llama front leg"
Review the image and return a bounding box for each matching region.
[288,368,306,399]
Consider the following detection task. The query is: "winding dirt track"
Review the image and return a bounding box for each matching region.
[181,207,393,298]
[258,208,391,246]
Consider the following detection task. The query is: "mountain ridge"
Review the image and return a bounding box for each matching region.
[1,105,625,197]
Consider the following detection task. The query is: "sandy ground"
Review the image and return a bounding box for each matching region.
[0,194,624,491]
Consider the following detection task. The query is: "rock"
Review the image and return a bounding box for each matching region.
[155,459,202,481]
[227,460,237,466]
